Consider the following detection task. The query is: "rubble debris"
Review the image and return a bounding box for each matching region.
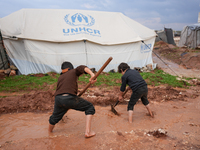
[183,132,189,136]
[134,67,141,72]
[10,65,18,70]
[146,64,153,70]
[4,68,11,74]
[147,128,167,138]
[134,64,155,73]
[189,123,199,127]
[117,131,124,137]
[9,70,16,76]
[141,66,150,72]
[0,65,19,79]
[109,69,116,73]
[191,79,200,85]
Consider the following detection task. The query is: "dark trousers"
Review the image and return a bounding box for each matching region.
[49,94,95,125]
[128,86,149,111]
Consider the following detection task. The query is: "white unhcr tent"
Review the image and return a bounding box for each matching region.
[0,9,156,75]
[179,23,200,49]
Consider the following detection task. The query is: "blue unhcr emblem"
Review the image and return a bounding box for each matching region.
[64,13,95,26]
[140,43,152,53]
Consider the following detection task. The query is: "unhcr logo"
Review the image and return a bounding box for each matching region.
[64,13,95,26]
[63,13,101,37]
[140,43,152,53]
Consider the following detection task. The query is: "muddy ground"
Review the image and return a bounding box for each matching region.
[0,41,200,150]
[153,41,200,78]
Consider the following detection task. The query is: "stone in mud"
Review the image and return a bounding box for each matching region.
[147,128,167,138]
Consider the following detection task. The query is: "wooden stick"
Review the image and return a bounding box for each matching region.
[78,57,113,96]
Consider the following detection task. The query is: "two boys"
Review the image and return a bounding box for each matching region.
[49,61,153,138]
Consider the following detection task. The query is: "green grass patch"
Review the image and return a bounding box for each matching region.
[141,69,190,87]
[0,73,59,92]
[0,69,192,92]
[78,72,122,86]
[0,96,7,98]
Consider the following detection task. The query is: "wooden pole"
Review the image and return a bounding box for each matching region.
[78,57,113,96]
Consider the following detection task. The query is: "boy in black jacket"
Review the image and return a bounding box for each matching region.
[118,62,153,123]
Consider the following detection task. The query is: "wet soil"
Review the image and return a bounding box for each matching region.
[153,41,200,78]
[0,85,199,114]
[0,91,200,150]
[0,41,200,150]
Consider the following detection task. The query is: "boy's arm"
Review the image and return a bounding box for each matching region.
[84,67,97,84]
[119,76,127,102]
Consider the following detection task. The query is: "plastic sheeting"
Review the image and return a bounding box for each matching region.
[155,30,168,43]
[165,28,176,45]
[179,23,200,48]
[0,31,9,70]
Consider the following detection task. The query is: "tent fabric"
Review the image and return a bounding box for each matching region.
[188,23,200,30]
[164,28,176,45]
[155,30,168,43]
[0,9,156,75]
[155,28,176,46]
[0,30,9,70]
[3,38,155,74]
[179,23,200,48]
[0,9,156,45]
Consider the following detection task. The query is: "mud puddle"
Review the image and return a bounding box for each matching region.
[1,98,200,150]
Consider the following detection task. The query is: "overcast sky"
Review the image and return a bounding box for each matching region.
[0,0,199,31]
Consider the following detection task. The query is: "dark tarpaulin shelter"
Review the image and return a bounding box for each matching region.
[155,28,176,46]
[0,30,9,70]
[165,28,176,45]
[155,30,168,43]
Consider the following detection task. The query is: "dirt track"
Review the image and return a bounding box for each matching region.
[0,89,200,149]
[0,42,200,150]
[153,41,200,78]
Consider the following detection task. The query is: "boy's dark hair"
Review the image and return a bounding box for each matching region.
[118,62,130,73]
[61,61,74,70]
